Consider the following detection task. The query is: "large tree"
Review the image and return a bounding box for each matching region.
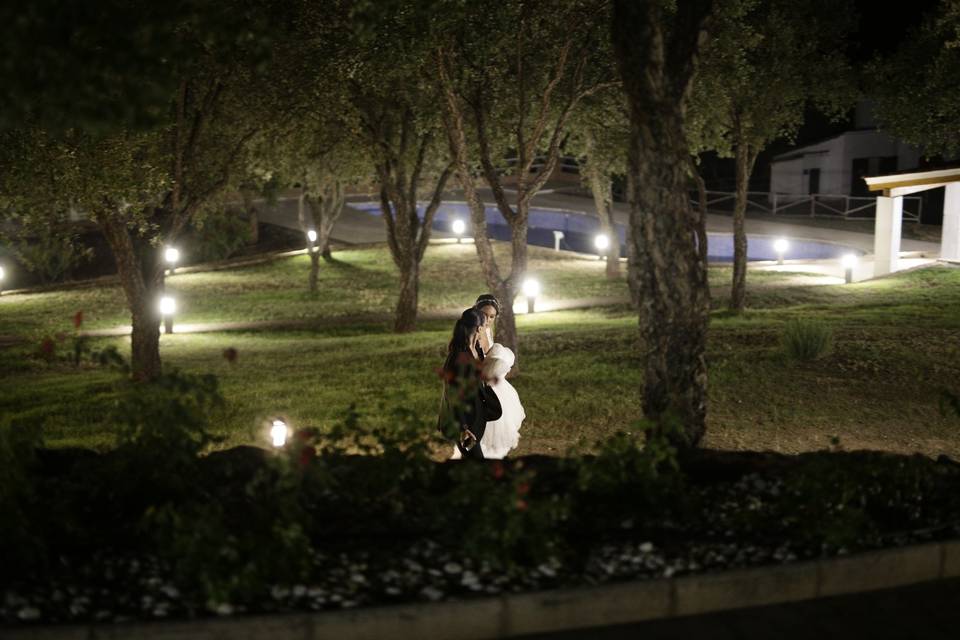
[340,2,454,333]
[434,0,616,362]
[612,0,714,447]
[690,0,855,312]
[869,0,960,158]
[567,93,628,279]
[2,3,285,381]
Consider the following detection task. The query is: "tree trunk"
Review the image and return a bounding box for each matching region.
[100,216,163,381]
[729,137,752,313]
[613,0,713,448]
[495,281,518,360]
[304,183,344,283]
[692,165,709,267]
[394,260,419,333]
[625,172,641,308]
[308,250,320,294]
[240,186,259,245]
[582,131,621,280]
[600,187,620,280]
[297,188,318,293]
[305,181,344,263]
[586,164,620,279]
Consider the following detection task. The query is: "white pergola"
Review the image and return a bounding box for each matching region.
[865,167,960,277]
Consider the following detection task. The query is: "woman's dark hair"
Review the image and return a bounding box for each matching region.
[444,308,483,373]
[474,293,501,316]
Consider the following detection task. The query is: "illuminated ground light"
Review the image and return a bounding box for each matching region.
[522,278,541,314]
[270,419,289,447]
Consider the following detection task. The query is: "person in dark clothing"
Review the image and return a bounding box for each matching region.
[437,308,502,459]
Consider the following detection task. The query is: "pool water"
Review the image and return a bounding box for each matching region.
[352,202,863,262]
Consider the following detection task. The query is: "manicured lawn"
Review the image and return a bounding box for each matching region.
[2,264,959,458]
[0,242,811,338]
[0,243,636,337]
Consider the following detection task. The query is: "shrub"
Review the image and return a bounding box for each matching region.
[782,318,833,362]
[187,209,252,263]
[0,420,43,572]
[13,231,93,284]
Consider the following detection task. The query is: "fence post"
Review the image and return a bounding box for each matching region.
[772,192,778,216]
[810,195,815,217]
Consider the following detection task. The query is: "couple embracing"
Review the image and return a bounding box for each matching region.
[436,294,525,459]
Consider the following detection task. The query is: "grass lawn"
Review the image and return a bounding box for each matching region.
[1,241,959,459]
[0,242,808,338]
[0,243,637,337]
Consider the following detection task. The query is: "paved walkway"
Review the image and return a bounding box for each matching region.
[252,187,941,254]
[519,577,960,640]
[255,187,942,283]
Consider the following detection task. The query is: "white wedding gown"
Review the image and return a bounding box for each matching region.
[450,342,525,460]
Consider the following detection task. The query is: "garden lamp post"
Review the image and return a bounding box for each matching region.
[594,233,610,260]
[164,247,180,275]
[774,238,789,265]
[552,230,564,252]
[522,278,541,314]
[159,295,176,334]
[306,229,317,252]
[841,253,858,284]
[0,265,5,294]
[271,419,289,448]
[451,219,466,243]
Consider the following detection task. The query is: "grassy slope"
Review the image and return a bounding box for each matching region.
[0,243,632,336]
[2,242,959,459]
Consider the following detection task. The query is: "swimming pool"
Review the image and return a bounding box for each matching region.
[352,202,863,262]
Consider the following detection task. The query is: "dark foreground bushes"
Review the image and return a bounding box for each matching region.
[3,366,960,625]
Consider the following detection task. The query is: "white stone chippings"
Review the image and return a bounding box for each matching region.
[443,562,463,574]
[639,542,654,553]
[17,606,41,621]
[293,585,307,598]
[420,586,444,602]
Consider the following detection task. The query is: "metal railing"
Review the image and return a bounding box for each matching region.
[691,191,923,223]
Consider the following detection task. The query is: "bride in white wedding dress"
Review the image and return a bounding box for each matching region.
[450,294,525,460]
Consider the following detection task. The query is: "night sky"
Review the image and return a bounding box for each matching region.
[703,0,946,191]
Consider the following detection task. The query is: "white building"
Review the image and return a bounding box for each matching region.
[770,103,922,199]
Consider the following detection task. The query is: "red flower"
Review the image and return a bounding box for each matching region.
[516,482,530,496]
[298,445,317,467]
[491,461,505,480]
[72,310,83,329]
[222,347,238,363]
[515,499,528,511]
